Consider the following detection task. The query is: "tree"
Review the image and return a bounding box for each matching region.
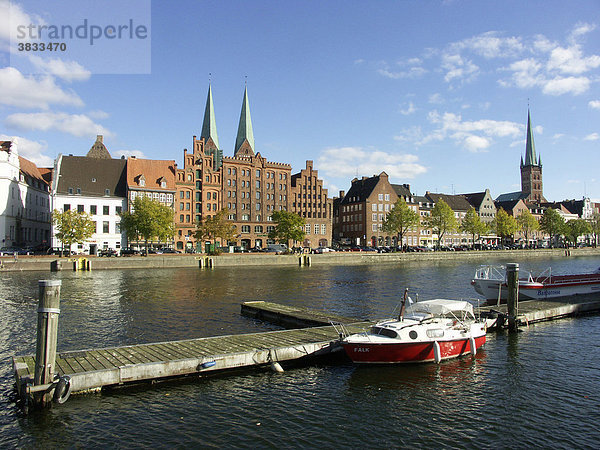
[516,208,539,247]
[381,198,420,250]
[539,207,566,247]
[268,210,305,249]
[422,199,457,248]
[564,219,592,247]
[52,209,96,255]
[589,212,600,247]
[460,207,488,248]
[119,196,175,254]
[194,208,237,254]
[493,208,518,246]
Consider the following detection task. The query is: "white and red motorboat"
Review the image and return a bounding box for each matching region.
[341,292,486,364]
[471,265,600,303]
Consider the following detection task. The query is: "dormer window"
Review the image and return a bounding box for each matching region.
[68,187,73,194]
[138,175,146,187]
[105,189,110,196]
[92,178,97,183]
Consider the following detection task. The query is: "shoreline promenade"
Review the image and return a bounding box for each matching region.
[1,248,599,272]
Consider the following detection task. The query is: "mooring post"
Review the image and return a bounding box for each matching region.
[506,263,519,331]
[33,279,61,408]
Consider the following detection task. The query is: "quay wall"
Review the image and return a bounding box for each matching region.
[1,248,599,272]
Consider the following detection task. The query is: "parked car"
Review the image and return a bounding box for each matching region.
[161,248,181,254]
[120,247,140,256]
[313,246,335,254]
[0,246,26,256]
[47,247,71,256]
[98,248,118,257]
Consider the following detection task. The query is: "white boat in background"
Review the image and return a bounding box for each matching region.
[341,291,486,364]
[471,265,600,303]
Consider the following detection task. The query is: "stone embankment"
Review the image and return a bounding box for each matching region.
[1,248,599,272]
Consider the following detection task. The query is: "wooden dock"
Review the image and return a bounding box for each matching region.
[13,318,371,399]
[13,293,600,408]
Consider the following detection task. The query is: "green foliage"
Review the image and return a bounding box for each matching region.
[539,207,566,246]
[52,209,96,251]
[268,210,305,246]
[382,198,420,247]
[516,208,539,246]
[422,199,457,248]
[194,208,237,254]
[119,196,175,253]
[493,208,518,244]
[460,207,488,246]
[564,219,592,246]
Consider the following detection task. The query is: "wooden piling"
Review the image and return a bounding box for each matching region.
[33,280,61,407]
[506,263,519,331]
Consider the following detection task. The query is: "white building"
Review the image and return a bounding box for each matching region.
[0,140,51,249]
[50,136,127,254]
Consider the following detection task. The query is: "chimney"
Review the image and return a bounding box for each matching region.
[339,190,345,198]
[96,135,103,143]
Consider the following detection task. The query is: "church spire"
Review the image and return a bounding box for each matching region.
[200,84,220,150]
[234,85,255,156]
[524,109,539,166]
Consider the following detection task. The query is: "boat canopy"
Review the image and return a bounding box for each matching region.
[405,299,474,318]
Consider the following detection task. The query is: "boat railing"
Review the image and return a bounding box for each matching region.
[535,267,552,284]
[329,321,351,340]
[475,265,506,281]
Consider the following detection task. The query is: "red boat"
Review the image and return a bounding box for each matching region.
[341,296,486,364]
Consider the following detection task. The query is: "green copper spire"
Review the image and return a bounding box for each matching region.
[201,84,220,150]
[524,109,539,166]
[234,86,255,156]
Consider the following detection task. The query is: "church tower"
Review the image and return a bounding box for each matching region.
[234,86,255,156]
[200,84,223,169]
[520,110,545,203]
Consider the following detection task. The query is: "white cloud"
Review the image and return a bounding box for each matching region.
[441,53,479,83]
[450,31,524,59]
[0,67,84,109]
[546,45,600,75]
[0,134,54,167]
[552,133,565,139]
[399,102,416,115]
[584,133,599,141]
[428,93,444,104]
[419,111,522,152]
[5,111,113,138]
[28,56,91,82]
[317,146,427,180]
[589,100,600,109]
[114,149,146,159]
[542,76,590,95]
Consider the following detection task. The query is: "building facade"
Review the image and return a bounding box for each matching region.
[0,140,51,249]
[50,137,127,254]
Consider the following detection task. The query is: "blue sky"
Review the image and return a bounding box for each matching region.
[1,0,599,202]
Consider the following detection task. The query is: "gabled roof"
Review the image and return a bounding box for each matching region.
[126,158,176,191]
[86,135,111,159]
[1,141,12,153]
[463,191,486,208]
[425,192,472,211]
[234,86,255,156]
[341,173,386,204]
[56,155,127,197]
[495,199,524,214]
[18,156,48,185]
[391,183,411,199]
[496,191,528,202]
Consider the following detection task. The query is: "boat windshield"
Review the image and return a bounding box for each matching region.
[404,299,475,320]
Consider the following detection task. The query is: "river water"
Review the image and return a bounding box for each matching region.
[1,254,600,448]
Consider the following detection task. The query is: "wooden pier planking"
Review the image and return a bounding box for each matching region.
[13,321,371,396]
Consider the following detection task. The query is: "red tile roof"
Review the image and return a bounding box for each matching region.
[126,158,176,191]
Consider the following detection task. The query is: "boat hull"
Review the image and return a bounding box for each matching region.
[342,335,486,364]
[472,274,600,302]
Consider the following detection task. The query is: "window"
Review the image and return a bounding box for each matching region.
[242,214,249,221]
[68,188,73,194]
[305,224,311,234]
[186,191,191,199]
[384,194,390,201]
[103,206,109,215]
[116,206,122,215]
[314,224,319,234]
[76,188,81,195]
[242,225,250,233]
[371,204,377,211]
[372,213,377,221]
[116,222,121,233]
[103,221,109,233]
[105,189,110,196]
[180,214,184,222]
[255,225,263,233]
[180,191,184,199]
[378,194,383,201]
[64,204,71,211]
[321,224,326,235]
[256,181,260,188]
[90,205,97,215]
[77,205,84,213]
